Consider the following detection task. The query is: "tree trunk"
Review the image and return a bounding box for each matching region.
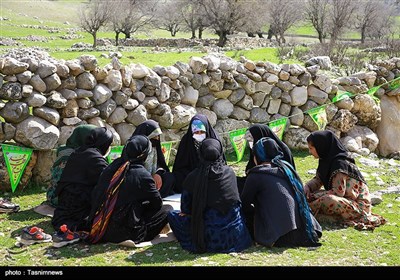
[330,31,338,44]
[125,32,131,39]
[361,26,366,44]
[217,30,228,47]
[92,32,97,48]
[191,29,196,39]
[267,28,274,40]
[257,32,264,38]
[198,27,203,39]
[318,32,324,43]
[115,32,120,46]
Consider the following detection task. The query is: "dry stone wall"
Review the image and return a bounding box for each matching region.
[1,50,400,189]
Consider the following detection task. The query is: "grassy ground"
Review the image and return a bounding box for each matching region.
[1,150,399,267]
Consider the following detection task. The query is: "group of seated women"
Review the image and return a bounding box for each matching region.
[48,114,385,252]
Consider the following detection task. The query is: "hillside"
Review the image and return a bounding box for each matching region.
[1,0,84,24]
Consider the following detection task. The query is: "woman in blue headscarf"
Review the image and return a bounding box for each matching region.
[241,137,322,248]
[172,114,224,193]
[237,124,295,194]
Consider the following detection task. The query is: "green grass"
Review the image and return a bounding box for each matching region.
[47,49,209,68]
[226,48,280,64]
[1,151,399,266]
[288,22,317,37]
[1,0,84,25]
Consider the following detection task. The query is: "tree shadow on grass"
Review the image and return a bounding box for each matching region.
[7,208,47,222]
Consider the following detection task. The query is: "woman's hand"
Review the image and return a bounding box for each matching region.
[153,174,162,190]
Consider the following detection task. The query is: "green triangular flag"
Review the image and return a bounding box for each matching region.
[367,85,381,96]
[161,142,173,165]
[229,128,247,162]
[1,144,33,192]
[388,76,400,90]
[268,118,287,140]
[308,106,328,130]
[367,85,381,104]
[107,146,123,163]
[332,90,355,103]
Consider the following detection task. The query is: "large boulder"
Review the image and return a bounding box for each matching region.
[376,95,400,156]
[15,116,59,150]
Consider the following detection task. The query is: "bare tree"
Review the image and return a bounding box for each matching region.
[366,2,396,42]
[306,0,329,43]
[354,0,383,44]
[328,0,357,44]
[79,0,112,48]
[240,3,268,38]
[180,0,209,39]
[199,0,250,47]
[267,0,302,45]
[110,0,158,46]
[154,0,184,37]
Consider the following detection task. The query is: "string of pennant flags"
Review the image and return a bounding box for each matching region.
[2,76,399,192]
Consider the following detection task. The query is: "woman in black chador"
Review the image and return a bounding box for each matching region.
[52,127,113,232]
[168,138,252,253]
[172,114,224,193]
[241,137,322,248]
[131,120,174,198]
[88,135,171,244]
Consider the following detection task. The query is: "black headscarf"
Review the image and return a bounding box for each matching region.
[89,135,151,223]
[173,114,225,192]
[123,135,151,164]
[131,120,169,171]
[185,138,239,253]
[55,127,112,196]
[83,127,114,156]
[246,124,295,172]
[307,130,365,190]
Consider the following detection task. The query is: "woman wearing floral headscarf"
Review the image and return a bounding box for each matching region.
[88,135,171,244]
[172,114,224,193]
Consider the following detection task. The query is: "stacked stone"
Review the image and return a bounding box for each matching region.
[1,53,400,188]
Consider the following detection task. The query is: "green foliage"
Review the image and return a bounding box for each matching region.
[1,152,399,266]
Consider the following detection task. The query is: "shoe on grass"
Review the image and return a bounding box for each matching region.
[20,226,52,246]
[0,198,20,214]
[52,224,80,248]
